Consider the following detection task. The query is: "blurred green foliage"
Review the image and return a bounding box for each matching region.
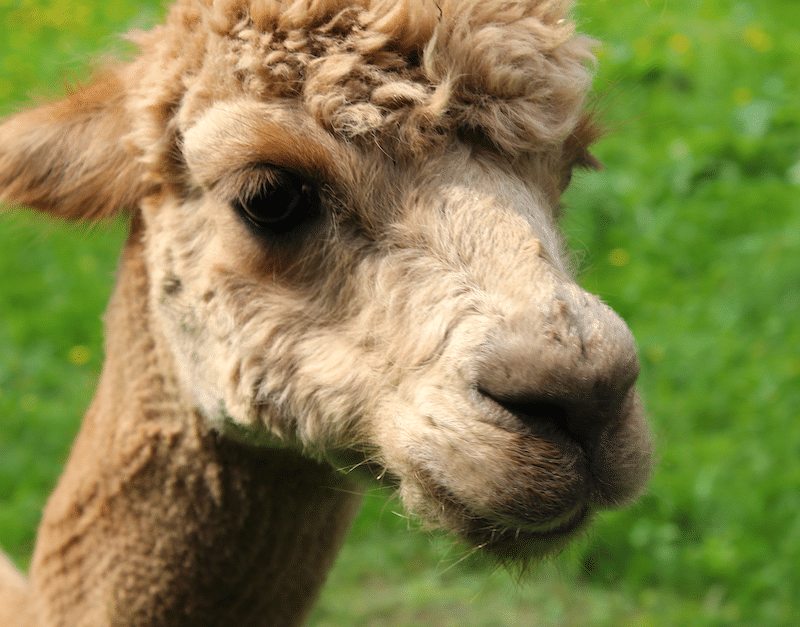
[1,0,799,625]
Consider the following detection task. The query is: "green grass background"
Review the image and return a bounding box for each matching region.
[1,0,799,624]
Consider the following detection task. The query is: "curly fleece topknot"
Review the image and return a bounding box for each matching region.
[127,0,595,162]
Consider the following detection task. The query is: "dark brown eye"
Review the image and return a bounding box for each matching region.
[232,170,321,236]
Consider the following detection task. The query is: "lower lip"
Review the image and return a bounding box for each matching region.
[472,503,590,555]
[526,503,589,539]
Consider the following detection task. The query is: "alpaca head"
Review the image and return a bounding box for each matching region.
[0,0,652,560]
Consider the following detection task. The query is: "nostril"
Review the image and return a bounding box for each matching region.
[490,394,568,426]
[478,389,571,433]
[477,386,618,449]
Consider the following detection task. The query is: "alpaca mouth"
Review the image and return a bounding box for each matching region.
[407,446,592,558]
[475,385,647,504]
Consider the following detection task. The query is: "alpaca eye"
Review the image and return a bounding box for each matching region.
[232,170,320,236]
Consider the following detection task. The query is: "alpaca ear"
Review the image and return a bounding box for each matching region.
[0,74,152,221]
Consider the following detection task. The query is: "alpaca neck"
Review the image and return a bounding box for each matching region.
[29,224,363,627]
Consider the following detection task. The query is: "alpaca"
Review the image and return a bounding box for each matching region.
[0,1,652,625]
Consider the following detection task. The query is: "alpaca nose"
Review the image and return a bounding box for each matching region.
[474,286,640,446]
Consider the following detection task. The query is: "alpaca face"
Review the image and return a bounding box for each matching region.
[0,0,652,560]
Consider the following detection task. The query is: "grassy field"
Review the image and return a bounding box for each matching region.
[2,1,799,625]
